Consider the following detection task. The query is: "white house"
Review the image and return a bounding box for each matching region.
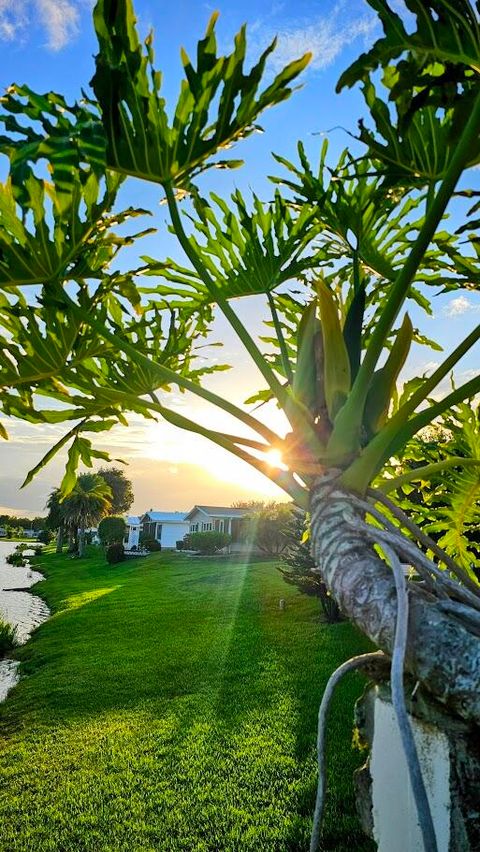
[124,516,142,550]
[140,511,189,549]
[184,505,252,553]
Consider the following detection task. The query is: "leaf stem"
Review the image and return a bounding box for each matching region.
[335,91,480,436]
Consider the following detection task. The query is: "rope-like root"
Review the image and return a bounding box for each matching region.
[309,652,385,852]
[382,542,438,852]
[354,515,480,616]
[349,496,480,615]
[310,516,442,852]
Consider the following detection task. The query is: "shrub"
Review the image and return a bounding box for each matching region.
[0,618,18,656]
[143,538,161,552]
[187,531,231,555]
[245,502,293,556]
[106,542,125,564]
[37,529,53,545]
[98,515,126,546]
[279,509,343,624]
[6,552,26,567]
[176,540,184,550]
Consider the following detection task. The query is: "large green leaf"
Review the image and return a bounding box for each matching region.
[140,189,324,306]
[91,0,310,189]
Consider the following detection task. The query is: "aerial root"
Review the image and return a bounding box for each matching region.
[310,522,441,852]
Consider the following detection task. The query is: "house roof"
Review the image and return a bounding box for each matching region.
[126,516,141,526]
[141,511,189,523]
[184,505,250,521]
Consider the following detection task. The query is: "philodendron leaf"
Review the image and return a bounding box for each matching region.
[92,0,310,190]
[316,281,351,421]
[292,300,320,414]
[342,279,366,380]
[363,313,413,437]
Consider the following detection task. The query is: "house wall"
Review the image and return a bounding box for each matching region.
[188,511,231,534]
[161,522,189,548]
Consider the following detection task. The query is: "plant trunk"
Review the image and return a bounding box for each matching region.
[310,475,480,726]
[78,526,85,558]
[56,525,64,554]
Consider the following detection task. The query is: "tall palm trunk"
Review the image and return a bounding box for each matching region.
[55,525,64,554]
[78,525,85,558]
[310,475,480,726]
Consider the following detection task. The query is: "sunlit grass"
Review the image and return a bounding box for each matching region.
[0,548,374,851]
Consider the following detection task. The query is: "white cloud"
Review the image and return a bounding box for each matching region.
[250,1,378,73]
[443,296,474,317]
[0,0,27,41]
[37,0,79,51]
[0,0,80,50]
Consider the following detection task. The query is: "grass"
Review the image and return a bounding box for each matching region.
[0,548,375,851]
[0,618,17,656]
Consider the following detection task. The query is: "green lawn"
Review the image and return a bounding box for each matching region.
[0,548,374,851]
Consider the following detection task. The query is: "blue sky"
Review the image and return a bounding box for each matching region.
[1,0,479,515]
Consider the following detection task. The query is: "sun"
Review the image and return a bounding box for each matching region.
[264,448,287,469]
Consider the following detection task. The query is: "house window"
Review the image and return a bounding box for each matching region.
[202,522,212,531]
[190,523,199,532]
[156,524,162,541]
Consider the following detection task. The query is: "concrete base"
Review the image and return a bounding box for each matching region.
[354,684,480,851]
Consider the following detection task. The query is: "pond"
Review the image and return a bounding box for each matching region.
[0,539,50,701]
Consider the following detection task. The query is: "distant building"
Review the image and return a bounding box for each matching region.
[184,505,252,553]
[22,529,38,539]
[0,527,6,538]
[124,516,142,550]
[139,511,189,549]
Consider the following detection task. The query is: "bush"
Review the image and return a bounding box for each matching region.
[176,540,184,550]
[186,531,231,555]
[98,515,126,546]
[106,542,125,564]
[0,618,18,656]
[143,538,161,552]
[6,552,27,567]
[37,529,53,545]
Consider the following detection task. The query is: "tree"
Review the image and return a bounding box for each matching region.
[245,502,293,556]
[45,488,68,553]
[1,1,480,847]
[61,474,112,557]
[279,509,342,623]
[97,467,134,515]
[98,515,126,547]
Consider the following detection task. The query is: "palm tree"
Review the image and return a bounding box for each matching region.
[45,488,67,554]
[62,474,112,557]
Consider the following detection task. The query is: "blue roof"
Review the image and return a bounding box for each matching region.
[126,516,141,526]
[141,511,188,523]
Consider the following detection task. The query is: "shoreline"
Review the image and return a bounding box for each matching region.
[0,543,51,702]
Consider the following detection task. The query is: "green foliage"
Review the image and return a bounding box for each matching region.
[5,552,26,567]
[279,509,343,624]
[141,537,161,552]
[105,542,125,564]
[37,530,53,545]
[97,468,134,515]
[337,0,480,185]
[245,502,293,556]
[186,531,231,555]
[91,0,310,190]
[382,404,480,582]
[0,618,17,656]
[98,516,126,546]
